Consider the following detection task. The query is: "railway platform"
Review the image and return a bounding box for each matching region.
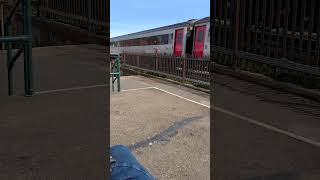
[112,72,320,179]
[111,75,210,180]
[0,44,107,179]
[213,73,320,179]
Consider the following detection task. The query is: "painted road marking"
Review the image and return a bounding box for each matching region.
[121,87,156,92]
[38,84,320,148]
[153,87,210,108]
[152,86,320,148]
[36,84,107,95]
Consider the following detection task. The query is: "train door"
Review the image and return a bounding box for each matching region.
[185,27,195,56]
[193,25,206,58]
[173,29,183,56]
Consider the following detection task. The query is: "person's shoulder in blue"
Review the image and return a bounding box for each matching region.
[110,144,157,180]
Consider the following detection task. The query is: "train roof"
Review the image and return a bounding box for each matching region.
[111,17,209,42]
[111,20,194,42]
[195,16,210,24]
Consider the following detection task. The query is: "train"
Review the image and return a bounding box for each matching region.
[110,16,210,58]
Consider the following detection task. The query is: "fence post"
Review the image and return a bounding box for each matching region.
[87,0,91,32]
[23,0,34,96]
[137,55,140,67]
[1,3,4,50]
[273,66,279,80]
[155,55,158,71]
[182,57,186,79]
[36,0,40,17]
[122,54,125,64]
[233,0,240,71]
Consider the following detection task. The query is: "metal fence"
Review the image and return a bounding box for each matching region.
[39,0,107,35]
[122,54,210,84]
[212,0,320,79]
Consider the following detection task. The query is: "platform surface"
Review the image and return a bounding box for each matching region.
[111,75,210,180]
[0,44,108,179]
[112,74,320,180]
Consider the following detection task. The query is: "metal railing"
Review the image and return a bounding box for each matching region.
[212,0,320,81]
[111,54,121,92]
[122,53,210,84]
[39,0,107,35]
[0,0,34,96]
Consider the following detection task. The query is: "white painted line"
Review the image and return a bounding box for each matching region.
[121,87,156,92]
[152,87,210,108]
[152,86,320,148]
[214,106,320,147]
[36,84,107,95]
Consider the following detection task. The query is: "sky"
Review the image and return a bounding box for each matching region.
[110,0,210,38]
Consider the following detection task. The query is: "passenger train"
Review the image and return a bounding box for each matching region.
[110,17,210,57]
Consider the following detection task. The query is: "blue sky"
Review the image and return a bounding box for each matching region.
[110,0,210,38]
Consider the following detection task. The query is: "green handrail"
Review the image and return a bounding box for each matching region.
[111,55,121,92]
[0,0,33,96]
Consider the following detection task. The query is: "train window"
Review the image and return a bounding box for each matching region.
[116,34,169,47]
[197,31,204,42]
[169,33,173,44]
[177,33,182,42]
[161,34,169,44]
[150,36,158,45]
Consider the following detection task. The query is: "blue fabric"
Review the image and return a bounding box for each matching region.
[110,145,157,180]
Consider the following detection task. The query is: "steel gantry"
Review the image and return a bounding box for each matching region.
[0,0,33,96]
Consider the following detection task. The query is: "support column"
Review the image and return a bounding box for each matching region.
[5,13,14,95]
[116,56,120,92]
[1,3,4,50]
[22,0,33,96]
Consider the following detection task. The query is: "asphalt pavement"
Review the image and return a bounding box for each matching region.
[0,45,108,179]
[212,73,320,180]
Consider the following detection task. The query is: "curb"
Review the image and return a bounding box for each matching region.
[213,64,320,102]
